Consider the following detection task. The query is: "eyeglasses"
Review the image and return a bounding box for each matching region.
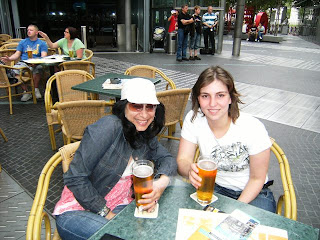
[128,103,157,112]
[64,31,69,34]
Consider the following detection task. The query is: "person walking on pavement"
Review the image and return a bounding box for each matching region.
[176,4,194,62]
[189,5,202,61]
[202,6,218,55]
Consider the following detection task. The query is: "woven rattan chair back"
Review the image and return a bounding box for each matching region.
[47,48,57,56]
[0,34,12,44]
[57,100,112,144]
[26,141,80,240]
[193,137,297,220]
[59,60,95,77]
[55,70,93,102]
[157,88,191,140]
[7,38,22,43]
[0,64,36,114]
[83,49,93,61]
[0,42,19,50]
[0,49,19,66]
[125,65,176,90]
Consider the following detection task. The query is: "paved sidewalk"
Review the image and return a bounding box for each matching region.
[0,35,319,239]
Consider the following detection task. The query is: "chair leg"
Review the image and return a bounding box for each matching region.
[8,87,13,115]
[48,125,57,150]
[0,128,8,142]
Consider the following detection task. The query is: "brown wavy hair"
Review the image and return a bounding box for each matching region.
[191,66,243,123]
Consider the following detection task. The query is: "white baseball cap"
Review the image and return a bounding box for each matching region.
[121,78,160,104]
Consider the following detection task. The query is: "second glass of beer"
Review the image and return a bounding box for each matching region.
[196,156,218,204]
[132,160,154,210]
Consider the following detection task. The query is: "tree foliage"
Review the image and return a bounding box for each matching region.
[226,0,293,12]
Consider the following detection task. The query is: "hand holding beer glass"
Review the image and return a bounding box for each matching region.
[196,156,218,204]
[132,160,154,211]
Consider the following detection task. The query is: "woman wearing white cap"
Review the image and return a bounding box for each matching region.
[53,78,177,239]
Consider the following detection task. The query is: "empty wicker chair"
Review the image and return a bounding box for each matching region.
[0,65,37,114]
[57,100,113,145]
[83,49,93,61]
[6,38,22,43]
[26,141,80,240]
[0,34,12,44]
[45,70,94,150]
[125,65,176,90]
[59,60,95,77]
[193,137,297,221]
[47,48,57,56]
[157,88,191,140]
[0,42,19,50]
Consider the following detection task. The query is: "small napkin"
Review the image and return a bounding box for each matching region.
[190,192,218,206]
[134,203,159,218]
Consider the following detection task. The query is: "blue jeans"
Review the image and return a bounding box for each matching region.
[258,32,264,40]
[214,184,276,213]
[56,205,126,240]
[177,28,188,60]
[189,32,201,50]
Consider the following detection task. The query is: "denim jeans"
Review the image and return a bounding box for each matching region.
[214,184,276,213]
[177,28,188,60]
[56,205,126,240]
[189,32,201,50]
[258,32,264,40]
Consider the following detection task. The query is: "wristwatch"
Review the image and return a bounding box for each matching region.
[97,205,110,217]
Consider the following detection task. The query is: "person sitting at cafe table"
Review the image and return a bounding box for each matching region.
[53,78,177,240]
[0,24,48,101]
[39,26,86,59]
[177,66,276,213]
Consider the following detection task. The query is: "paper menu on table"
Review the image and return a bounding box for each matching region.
[175,208,228,240]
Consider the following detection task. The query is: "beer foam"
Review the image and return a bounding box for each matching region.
[133,165,153,178]
[198,160,217,171]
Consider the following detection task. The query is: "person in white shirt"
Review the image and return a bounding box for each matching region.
[177,66,276,212]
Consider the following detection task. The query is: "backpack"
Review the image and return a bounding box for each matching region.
[0,60,18,84]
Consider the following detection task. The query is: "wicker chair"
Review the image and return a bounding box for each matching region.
[0,42,19,50]
[26,141,80,240]
[57,100,113,145]
[0,127,8,142]
[0,65,37,114]
[59,60,95,77]
[125,65,176,90]
[83,49,93,61]
[193,137,297,221]
[47,48,57,56]
[0,34,12,44]
[157,88,191,140]
[45,70,94,150]
[0,49,19,66]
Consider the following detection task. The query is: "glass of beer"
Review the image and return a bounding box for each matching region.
[68,49,74,58]
[196,155,218,204]
[132,160,154,210]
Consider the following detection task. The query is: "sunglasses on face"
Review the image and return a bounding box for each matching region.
[128,103,157,112]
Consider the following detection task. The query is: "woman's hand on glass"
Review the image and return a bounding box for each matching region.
[189,163,202,189]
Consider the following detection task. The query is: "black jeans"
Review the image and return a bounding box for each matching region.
[203,28,215,53]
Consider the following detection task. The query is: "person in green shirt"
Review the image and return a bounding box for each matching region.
[39,27,86,59]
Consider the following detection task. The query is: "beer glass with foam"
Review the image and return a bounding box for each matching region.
[132,160,154,210]
[68,48,74,58]
[27,46,33,59]
[196,156,218,204]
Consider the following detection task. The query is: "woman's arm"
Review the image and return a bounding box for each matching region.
[75,48,84,59]
[38,31,59,49]
[177,137,201,188]
[238,148,270,203]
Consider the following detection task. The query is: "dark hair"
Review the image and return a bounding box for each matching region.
[67,27,78,39]
[181,4,188,9]
[191,66,243,123]
[112,100,165,149]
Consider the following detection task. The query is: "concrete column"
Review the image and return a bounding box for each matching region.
[232,0,245,56]
[125,0,132,52]
[217,0,226,54]
[143,0,150,52]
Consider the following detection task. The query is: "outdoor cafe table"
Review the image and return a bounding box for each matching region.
[71,73,161,99]
[89,178,319,240]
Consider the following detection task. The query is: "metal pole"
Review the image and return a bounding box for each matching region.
[81,26,87,48]
[125,0,132,52]
[217,0,226,54]
[232,0,245,56]
[136,28,139,52]
[143,0,150,52]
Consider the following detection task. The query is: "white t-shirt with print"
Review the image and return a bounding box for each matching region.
[181,110,272,191]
